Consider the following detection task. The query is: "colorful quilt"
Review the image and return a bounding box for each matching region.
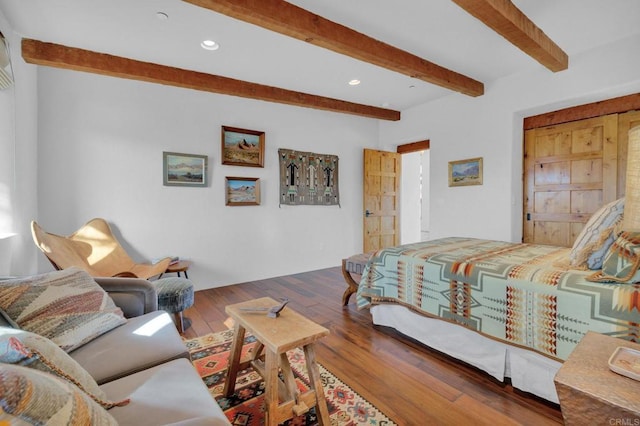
[357,237,640,361]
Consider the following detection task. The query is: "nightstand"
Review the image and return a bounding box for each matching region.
[554,331,640,425]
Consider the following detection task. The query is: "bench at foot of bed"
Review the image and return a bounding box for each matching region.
[341,253,372,306]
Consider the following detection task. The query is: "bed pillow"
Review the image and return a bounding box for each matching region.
[0,363,118,425]
[569,197,625,270]
[0,267,126,352]
[0,327,129,409]
[587,231,640,283]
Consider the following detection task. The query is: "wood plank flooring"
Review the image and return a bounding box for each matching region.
[182,267,563,425]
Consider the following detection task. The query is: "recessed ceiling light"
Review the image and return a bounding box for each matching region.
[201,40,220,51]
[156,12,168,21]
[348,79,361,86]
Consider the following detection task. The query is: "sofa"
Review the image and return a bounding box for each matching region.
[0,268,230,425]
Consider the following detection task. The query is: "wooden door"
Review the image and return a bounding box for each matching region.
[363,149,401,252]
[523,114,618,246]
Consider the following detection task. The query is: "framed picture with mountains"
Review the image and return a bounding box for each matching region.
[221,125,265,168]
[448,157,483,187]
[225,177,260,206]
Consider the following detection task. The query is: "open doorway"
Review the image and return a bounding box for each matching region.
[397,140,430,245]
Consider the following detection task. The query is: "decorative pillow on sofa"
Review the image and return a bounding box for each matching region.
[0,363,118,425]
[0,267,126,352]
[0,327,129,409]
[569,197,625,270]
[587,231,640,283]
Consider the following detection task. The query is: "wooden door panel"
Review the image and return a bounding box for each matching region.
[524,114,618,246]
[363,149,400,252]
[534,222,571,246]
[534,192,569,214]
[572,126,603,153]
[535,132,572,156]
[570,190,602,215]
[571,159,602,183]
[534,161,570,185]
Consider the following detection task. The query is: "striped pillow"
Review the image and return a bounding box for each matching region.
[0,327,129,409]
[569,197,625,270]
[0,268,126,352]
[0,363,118,425]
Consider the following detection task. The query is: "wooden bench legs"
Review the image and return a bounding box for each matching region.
[341,258,360,306]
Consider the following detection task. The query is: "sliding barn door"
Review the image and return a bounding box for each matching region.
[523,114,619,247]
[363,149,401,252]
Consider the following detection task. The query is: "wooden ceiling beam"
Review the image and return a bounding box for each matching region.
[451,0,568,72]
[182,0,484,97]
[21,39,400,121]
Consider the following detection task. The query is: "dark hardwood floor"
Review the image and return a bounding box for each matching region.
[182,267,563,425]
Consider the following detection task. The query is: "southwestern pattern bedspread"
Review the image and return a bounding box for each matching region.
[357,237,640,360]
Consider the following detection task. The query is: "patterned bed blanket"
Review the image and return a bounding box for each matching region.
[357,237,640,360]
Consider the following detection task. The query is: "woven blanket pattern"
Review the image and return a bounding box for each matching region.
[185,330,395,426]
[278,148,339,206]
[0,268,126,352]
[358,237,640,361]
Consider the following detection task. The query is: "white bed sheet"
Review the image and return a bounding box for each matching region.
[370,304,561,403]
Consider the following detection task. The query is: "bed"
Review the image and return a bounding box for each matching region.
[356,236,640,403]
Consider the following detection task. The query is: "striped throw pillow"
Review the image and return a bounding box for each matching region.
[0,327,129,409]
[0,268,126,352]
[0,363,118,425]
[569,197,625,270]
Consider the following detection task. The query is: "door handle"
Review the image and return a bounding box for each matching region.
[365,210,371,217]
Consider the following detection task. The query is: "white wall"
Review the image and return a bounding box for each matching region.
[35,67,378,289]
[420,150,430,241]
[400,150,431,244]
[400,151,421,244]
[381,34,640,243]
[0,13,39,276]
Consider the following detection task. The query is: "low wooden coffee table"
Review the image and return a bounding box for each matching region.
[223,297,330,426]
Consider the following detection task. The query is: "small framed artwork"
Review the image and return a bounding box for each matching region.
[221,126,265,167]
[226,177,260,206]
[448,157,483,187]
[163,152,208,187]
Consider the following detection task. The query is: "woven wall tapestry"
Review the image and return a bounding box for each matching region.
[278,148,340,206]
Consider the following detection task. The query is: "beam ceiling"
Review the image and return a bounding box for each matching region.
[451,0,568,72]
[21,39,400,121]
[182,0,485,97]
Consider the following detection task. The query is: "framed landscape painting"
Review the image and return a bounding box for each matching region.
[163,152,208,187]
[226,177,260,206]
[448,157,483,187]
[221,126,265,167]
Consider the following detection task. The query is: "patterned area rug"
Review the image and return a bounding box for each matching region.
[184,329,395,425]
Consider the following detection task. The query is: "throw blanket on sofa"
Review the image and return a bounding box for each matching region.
[357,237,640,361]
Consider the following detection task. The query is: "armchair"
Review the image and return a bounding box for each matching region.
[31,218,171,280]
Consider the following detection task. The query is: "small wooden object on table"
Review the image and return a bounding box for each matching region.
[554,331,640,425]
[223,297,330,426]
[165,260,191,279]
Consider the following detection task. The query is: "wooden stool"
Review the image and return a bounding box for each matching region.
[223,297,330,426]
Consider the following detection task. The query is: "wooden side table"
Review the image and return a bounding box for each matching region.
[162,260,191,279]
[554,331,640,425]
[223,297,330,426]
